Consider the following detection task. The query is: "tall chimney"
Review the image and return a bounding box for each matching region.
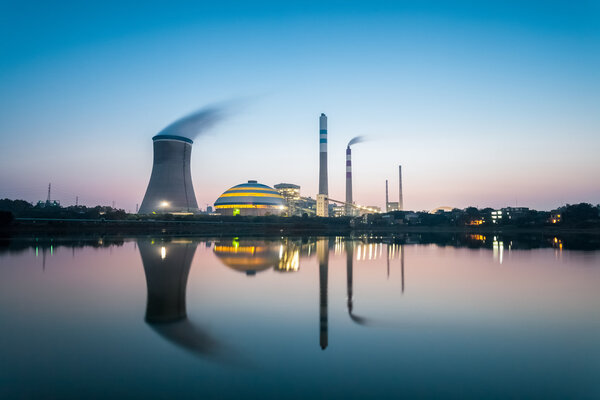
[317,113,329,217]
[345,146,352,216]
[398,165,403,211]
[319,114,328,195]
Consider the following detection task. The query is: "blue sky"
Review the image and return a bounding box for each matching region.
[0,0,598,211]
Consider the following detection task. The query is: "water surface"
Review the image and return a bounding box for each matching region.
[1,235,599,399]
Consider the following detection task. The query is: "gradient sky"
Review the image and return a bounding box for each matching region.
[1,0,598,212]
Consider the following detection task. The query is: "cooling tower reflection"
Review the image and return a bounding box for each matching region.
[138,239,221,359]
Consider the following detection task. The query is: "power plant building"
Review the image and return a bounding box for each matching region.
[139,134,199,214]
[214,180,286,216]
[273,183,318,216]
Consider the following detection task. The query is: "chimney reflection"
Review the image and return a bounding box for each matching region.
[400,244,404,294]
[317,238,329,350]
[387,243,405,294]
[346,240,369,325]
[138,239,220,358]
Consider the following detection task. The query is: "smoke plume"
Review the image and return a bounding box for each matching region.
[157,103,231,140]
[348,136,367,147]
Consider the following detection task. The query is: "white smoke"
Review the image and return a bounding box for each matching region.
[348,136,367,147]
[157,103,230,140]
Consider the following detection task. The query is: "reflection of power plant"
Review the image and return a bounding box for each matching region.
[317,238,329,350]
[138,239,220,358]
[213,238,306,275]
[140,239,196,322]
[213,238,280,275]
[139,135,199,214]
[389,243,405,293]
[345,240,370,325]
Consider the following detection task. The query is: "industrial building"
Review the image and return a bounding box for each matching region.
[139,134,199,214]
[274,183,318,216]
[274,183,300,204]
[214,180,286,216]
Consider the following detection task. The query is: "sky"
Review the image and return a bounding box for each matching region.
[0,0,598,212]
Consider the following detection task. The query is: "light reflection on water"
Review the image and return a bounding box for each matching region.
[0,236,599,399]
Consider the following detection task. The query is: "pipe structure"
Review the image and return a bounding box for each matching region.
[345,146,353,216]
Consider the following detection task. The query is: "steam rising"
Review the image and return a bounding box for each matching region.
[348,136,367,147]
[157,103,230,140]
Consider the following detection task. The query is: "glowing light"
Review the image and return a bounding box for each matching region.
[160,201,170,207]
[215,204,270,209]
[219,192,283,198]
[160,246,166,259]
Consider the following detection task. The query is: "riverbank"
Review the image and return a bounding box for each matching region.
[2,217,600,238]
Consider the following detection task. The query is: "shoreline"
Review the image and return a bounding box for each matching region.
[2,217,599,238]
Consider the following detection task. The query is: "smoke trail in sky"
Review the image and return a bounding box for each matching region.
[348,136,367,147]
[157,103,231,140]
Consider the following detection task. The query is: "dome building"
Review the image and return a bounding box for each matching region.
[214,180,286,216]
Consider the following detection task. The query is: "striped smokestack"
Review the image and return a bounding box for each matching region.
[319,113,328,195]
[317,113,329,217]
[345,146,352,216]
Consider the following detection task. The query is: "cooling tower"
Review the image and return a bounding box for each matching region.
[345,146,352,216]
[139,135,199,214]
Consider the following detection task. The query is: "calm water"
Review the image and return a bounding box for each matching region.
[1,235,599,399]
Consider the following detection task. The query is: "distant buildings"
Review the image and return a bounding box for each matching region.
[386,201,399,212]
[502,207,530,220]
[492,207,531,223]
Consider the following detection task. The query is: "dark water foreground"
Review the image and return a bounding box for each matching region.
[1,235,599,399]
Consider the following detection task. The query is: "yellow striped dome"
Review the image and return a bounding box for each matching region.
[214,180,286,216]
